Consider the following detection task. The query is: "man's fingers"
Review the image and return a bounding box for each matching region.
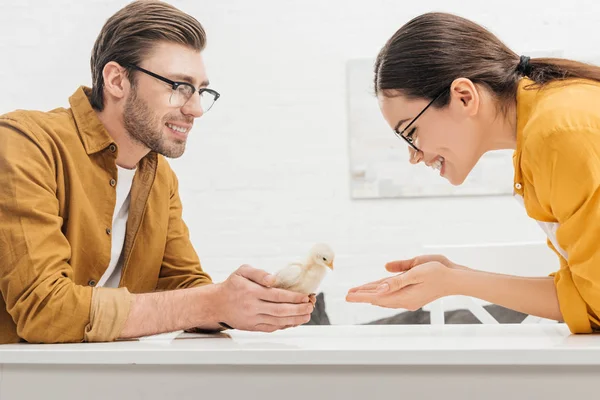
[236,265,276,287]
[258,314,312,327]
[259,301,314,318]
[260,287,310,304]
[252,324,280,333]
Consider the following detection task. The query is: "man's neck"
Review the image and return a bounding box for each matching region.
[95,105,149,169]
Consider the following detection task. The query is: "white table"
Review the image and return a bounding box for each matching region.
[1,324,598,399]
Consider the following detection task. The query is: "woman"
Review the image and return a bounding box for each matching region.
[346,12,599,333]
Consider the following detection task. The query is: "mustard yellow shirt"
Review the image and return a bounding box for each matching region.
[514,77,600,333]
[0,87,213,344]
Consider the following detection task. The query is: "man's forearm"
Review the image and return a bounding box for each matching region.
[119,284,222,339]
[452,269,564,321]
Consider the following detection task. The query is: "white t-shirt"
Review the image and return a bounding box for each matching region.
[97,165,137,288]
[514,193,568,261]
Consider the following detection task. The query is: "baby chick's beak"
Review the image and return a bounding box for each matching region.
[327,261,334,270]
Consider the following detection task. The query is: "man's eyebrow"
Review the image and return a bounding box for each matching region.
[169,73,210,88]
[394,118,411,132]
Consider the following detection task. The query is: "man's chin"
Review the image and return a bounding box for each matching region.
[161,149,186,159]
[154,143,186,159]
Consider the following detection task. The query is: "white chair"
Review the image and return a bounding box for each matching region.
[421,241,560,325]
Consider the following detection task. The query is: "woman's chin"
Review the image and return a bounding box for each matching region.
[444,170,468,186]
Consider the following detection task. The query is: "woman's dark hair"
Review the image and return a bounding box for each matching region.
[374,12,600,108]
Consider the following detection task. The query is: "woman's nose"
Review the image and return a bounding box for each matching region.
[408,147,424,164]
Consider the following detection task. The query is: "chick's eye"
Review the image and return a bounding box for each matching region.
[322,257,327,261]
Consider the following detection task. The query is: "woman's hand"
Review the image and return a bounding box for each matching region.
[389,254,471,272]
[345,254,466,310]
[346,254,564,325]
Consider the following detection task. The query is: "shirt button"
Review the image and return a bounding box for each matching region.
[106,228,111,235]
[88,279,97,287]
[109,144,117,153]
[515,183,523,190]
[109,178,116,187]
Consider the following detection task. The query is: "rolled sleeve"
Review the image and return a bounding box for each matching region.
[84,287,134,342]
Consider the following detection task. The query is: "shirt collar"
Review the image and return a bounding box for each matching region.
[513,78,538,195]
[68,86,115,155]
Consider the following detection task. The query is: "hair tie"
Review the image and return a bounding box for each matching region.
[516,55,532,76]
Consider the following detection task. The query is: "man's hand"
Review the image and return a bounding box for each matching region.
[212,265,314,332]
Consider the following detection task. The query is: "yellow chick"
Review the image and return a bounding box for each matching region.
[273,243,334,304]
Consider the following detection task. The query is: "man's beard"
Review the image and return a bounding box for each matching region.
[123,86,187,158]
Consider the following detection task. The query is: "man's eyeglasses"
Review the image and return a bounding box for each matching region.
[393,87,447,152]
[126,64,220,112]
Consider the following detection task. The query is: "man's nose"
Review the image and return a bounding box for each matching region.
[181,93,204,118]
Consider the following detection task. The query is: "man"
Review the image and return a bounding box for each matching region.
[0,0,313,344]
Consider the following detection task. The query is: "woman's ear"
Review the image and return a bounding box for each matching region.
[449,77,480,117]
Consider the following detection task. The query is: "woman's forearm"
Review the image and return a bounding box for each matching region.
[451,268,564,321]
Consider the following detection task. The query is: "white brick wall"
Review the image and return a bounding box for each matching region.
[1,0,595,324]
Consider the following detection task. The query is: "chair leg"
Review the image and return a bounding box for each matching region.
[430,298,445,325]
[465,297,499,324]
[521,315,558,324]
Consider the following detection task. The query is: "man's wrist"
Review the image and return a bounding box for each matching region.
[189,283,224,331]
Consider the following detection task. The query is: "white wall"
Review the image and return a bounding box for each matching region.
[2,0,592,324]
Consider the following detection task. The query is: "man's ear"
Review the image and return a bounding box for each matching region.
[448,77,479,117]
[102,62,130,102]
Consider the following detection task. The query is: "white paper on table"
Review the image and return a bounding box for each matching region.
[138,330,184,341]
[176,331,230,339]
[136,330,228,341]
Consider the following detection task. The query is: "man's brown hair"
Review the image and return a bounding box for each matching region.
[90,0,206,110]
